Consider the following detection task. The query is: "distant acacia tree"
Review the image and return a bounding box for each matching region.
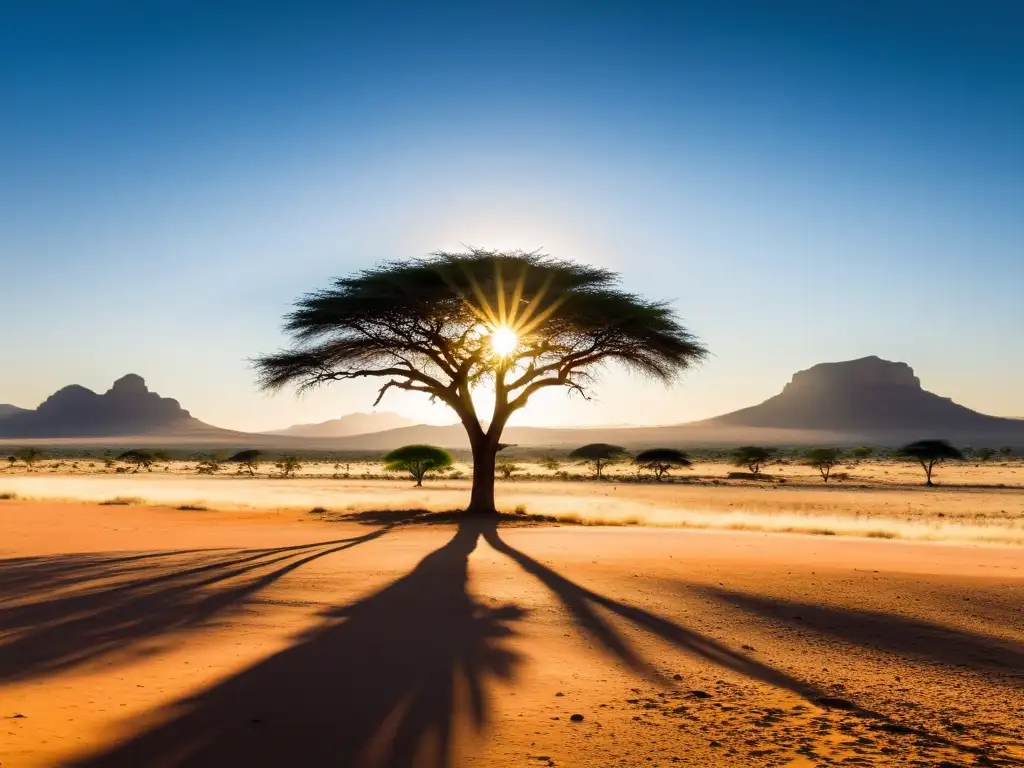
[731,446,774,475]
[254,250,706,514]
[804,447,843,483]
[495,461,522,480]
[5,456,15,470]
[229,449,263,477]
[275,455,302,478]
[118,449,155,473]
[569,443,627,480]
[898,440,963,486]
[539,456,561,472]
[635,448,691,481]
[975,447,996,461]
[999,446,1014,458]
[850,446,874,461]
[15,447,44,471]
[383,445,454,486]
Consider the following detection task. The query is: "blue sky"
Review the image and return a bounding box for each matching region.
[1,1,1022,430]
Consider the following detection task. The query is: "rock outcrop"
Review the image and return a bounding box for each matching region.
[710,356,1016,434]
[0,375,218,437]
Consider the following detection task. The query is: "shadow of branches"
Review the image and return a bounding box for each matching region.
[0,529,390,683]
[72,518,525,768]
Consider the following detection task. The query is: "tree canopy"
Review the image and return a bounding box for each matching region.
[569,443,627,480]
[383,444,454,486]
[898,440,963,486]
[635,448,691,480]
[254,250,706,512]
[229,449,263,476]
[731,446,774,475]
[803,447,843,483]
[118,449,155,472]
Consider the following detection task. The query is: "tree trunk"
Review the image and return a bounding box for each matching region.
[468,439,498,514]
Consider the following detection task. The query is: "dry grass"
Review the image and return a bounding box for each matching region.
[0,459,1020,544]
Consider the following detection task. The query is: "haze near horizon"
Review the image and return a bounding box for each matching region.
[1,1,1021,431]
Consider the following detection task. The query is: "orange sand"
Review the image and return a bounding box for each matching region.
[0,500,1021,767]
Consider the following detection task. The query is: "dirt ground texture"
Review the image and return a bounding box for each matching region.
[0,499,1021,767]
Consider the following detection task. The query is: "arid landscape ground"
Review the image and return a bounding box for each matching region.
[1,462,1021,767]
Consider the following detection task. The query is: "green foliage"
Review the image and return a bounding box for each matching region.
[539,456,561,472]
[117,449,155,472]
[850,446,874,461]
[803,447,843,483]
[634,448,691,480]
[898,440,964,486]
[975,447,996,461]
[275,455,302,478]
[383,444,454,486]
[196,457,223,475]
[999,446,1014,458]
[229,449,263,476]
[569,443,627,479]
[731,446,775,475]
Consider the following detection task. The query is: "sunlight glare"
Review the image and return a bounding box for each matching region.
[489,326,518,357]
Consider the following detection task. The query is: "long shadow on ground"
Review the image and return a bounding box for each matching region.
[0,530,390,683]
[71,518,524,768]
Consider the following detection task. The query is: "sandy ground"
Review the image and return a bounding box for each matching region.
[3,460,1023,544]
[0,500,1021,767]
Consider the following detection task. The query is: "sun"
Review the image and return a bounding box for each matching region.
[489,325,518,357]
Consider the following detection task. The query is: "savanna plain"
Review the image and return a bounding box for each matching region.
[1,458,1021,767]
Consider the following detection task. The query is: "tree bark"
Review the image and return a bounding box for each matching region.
[468,438,498,514]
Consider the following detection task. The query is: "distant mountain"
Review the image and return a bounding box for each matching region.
[266,411,419,438]
[0,404,28,419]
[0,374,235,439]
[704,356,1022,438]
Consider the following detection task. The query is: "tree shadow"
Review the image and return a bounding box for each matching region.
[71,518,525,768]
[0,530,391,683]
[478,522,823,698]
[692,584,1024,677]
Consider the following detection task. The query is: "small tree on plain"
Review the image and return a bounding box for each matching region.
[15,447,44,471]
[275,455,302,478]
[383,444,454,486]
[804,447,843,483]
[975,447,996,461]
[999,446,1014,458]
[635,448,691,481]
[229,449,263,477]
[731,446,774,475]
[196,458,222,475]
[118,449,155,473]
[898,440,963,486]
[495,461,521,480]
[850,446,874,461]
[569,443,627,480]
[5,456,15,470]
[539,456,561,472]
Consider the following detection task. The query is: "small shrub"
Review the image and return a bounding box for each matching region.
[866,530,897,539]
[0,491,17,500]
[100,496,144,506]
[513,504,528,515]
[309,506,328,514]
[176,504,208,511]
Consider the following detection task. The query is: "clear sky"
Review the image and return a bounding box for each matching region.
[1,1,1022,431]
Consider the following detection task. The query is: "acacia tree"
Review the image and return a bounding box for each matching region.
[804,447,842,483]
[118,449,155,473]
[569,443,627,480]
[383,444,454,486]
[15,447,44,471]
[229,449,263,476]
[254,250,706,514]
[635,447,691,480]
[899,440,963,486]
[731,446,774,475]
